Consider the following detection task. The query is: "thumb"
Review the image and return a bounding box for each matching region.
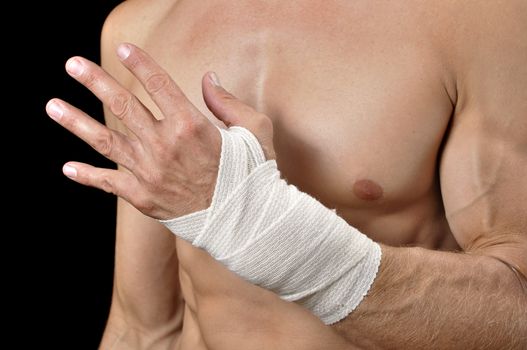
[202,72,259,127]
[202,72,275,159]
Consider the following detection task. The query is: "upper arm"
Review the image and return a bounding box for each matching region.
[100,1,176,236]
[100,0,176,233]
[101,0,142,134]
[440,1,527,277]
[99,2,183,326]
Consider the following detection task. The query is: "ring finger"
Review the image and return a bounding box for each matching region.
[46,98,137,171]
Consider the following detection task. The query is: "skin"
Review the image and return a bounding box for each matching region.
[47,0,526,349]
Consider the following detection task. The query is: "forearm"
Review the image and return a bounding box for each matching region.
[100,200,184,349]
[99,301,182,350]
[112,200,183,323]
[99,303,129,350]
[158,126,526,348]
[334,246,527,349]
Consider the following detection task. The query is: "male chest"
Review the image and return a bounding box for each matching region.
[261,35,454,214]
[133,1,455,215]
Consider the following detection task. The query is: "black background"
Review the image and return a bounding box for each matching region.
[19,1,124,348]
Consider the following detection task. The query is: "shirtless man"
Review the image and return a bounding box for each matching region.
[47,0,526,348]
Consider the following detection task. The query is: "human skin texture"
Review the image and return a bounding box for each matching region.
[48,0,526,349]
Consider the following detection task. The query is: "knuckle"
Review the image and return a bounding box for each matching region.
[177,117,205,138]
[145,73,172,95]
[137,201,155,214]
[99,174,115,194]
[61,111,78,130]
[82,71,98,89]
[134,193,155,213]
[180,119,198,137]
[109,93,135,120]
[94,130,114,157]
[126,54,145,71]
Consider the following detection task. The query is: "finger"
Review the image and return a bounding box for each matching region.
[201,72,262,127]
[202,72,276,159]
[65,56,155,138]
[202,72,268,127]
[62,161,137,200]
[116,43,198,122]
[47,98,137,170]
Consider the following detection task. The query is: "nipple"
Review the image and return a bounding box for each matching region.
[353,179,383,201]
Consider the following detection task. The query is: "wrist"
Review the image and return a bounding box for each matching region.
[162,126,382,324]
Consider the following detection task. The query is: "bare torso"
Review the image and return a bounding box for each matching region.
[99,1,522,349]
[123,0,458,248]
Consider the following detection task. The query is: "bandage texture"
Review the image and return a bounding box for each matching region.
[160,127,382,324]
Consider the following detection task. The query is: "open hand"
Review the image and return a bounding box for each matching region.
[46,43,274,220]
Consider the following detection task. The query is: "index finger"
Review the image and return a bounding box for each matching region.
[116,43,199,122]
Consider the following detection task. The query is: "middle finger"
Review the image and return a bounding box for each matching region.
[65,56,155,139]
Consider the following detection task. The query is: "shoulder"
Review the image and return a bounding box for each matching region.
[447,0,527,75]
[101,0,179,76]
[101,0,147,80]
[445,0,527,39]
[424,1,526,86]
[429,0,527,115]
[102,0,175,43]
[102,0,147,46]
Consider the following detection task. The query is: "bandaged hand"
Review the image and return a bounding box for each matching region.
[161,124,381,324]
[48,43,381,325]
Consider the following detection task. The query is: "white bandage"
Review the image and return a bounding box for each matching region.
[160,127,381,324]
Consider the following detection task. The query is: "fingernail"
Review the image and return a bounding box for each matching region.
[47,101,64,121]
[63,164,77,178]
[66,58,83,77]
[209,72,221,87]
[117,44,131,60]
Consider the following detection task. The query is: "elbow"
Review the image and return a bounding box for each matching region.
[486,255,527,349]
[509,263,527,297]
[466,233,527,294]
